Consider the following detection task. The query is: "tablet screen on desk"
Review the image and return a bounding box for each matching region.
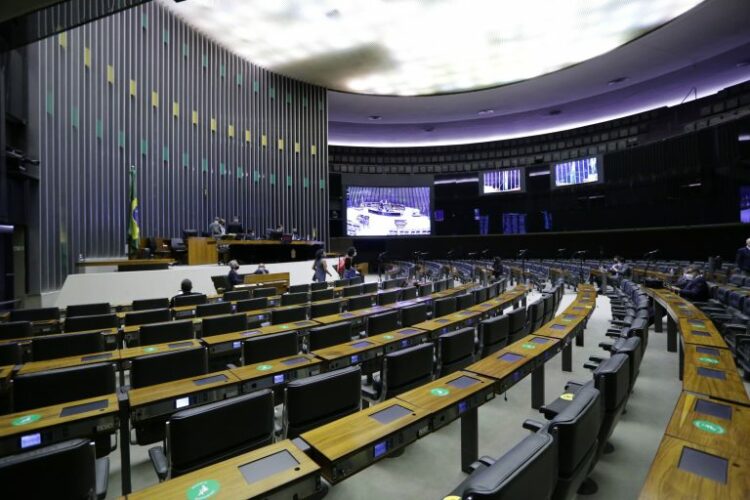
[193,374,228,386]
[434,318,450,324]
[399,329,420,335]
[550,324,566,330]
[447,375,480,389]
[696,367,725,380]
[694,399,732,420]
[59,399,109,417]
[351,341,373,349]
[564,315,577,320]
[341,313,355,318]
[499,353,523,362]
[242,330,262,338]
[677,447,728,484]
[696,346,719,356]
[239,450,299,485]
[168,341,194,348]
[691,330,710,337]
[369,404,412,424]
[281,356,308,366]
[81,353,112,362]
[459,311,474,316]
[531,337,550,344]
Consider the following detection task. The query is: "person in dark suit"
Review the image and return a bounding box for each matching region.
[227,260,243,289]
[678,267,709,302]
[253,263,269,275]
[170,279,201,307]
[736,238,750,275]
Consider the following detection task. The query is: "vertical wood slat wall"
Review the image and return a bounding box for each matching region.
[31,3,329,291]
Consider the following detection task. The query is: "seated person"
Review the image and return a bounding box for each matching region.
[253,263,269,275]
[170,279,201,307]
[677,267,709,302]
[208,217,226,238]
[343,257,358,279]
[226,216,243,234]
[228,260,243,288]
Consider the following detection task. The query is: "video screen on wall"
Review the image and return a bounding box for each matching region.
[740,186,750,223]
[481,169,523,194]
[553,157,601,187]
[346,186,432,236]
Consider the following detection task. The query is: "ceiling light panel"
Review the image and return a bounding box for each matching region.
[160,0,704,96]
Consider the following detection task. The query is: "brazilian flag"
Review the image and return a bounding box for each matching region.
[127,166,140,257]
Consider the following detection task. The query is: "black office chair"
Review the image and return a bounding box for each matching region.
[32,331,107,361]
[170,237,188,264]
[148,391,275,481]
[528,299,544,333]
[377,289,400,306]
[446,429,558,500]
[139,320,194,346]
[235,297,269,312]
[196,302,233,318]
[310,301,342,318]
[223,290,251,302]
[243,332,299,365]
[363,343,435,402]
[271,306,307,325]
[11,362,116,412]
[433,279,446,292]
[201,314,249,338]
[349,275,364,286]
[283,366,362,438]
[130,347,208,389]
[0,439,109,500]
[342,285,363,297]
[9,307,60,323]
[132,298,170,311]
[367,310,400,336]
[478,314,510,357]
[310,281,328,292]
[473,287,488,305]
[281,292,309,306]
[434,297,457,318]
[288,284,311,294]
[307,323,353,351]
[362,282,378,294]
[333,279,350,288]
[64,313,118,333]
[401,303,428,327]
[65,303,111,318]
[347,295,372,311]
[310,288,334,302]
[172,293,208,308]
[253,287,276,298]
[0,321,32,340]
[456,293,475,310]
[400,287,418,301]
[542,294,556,324]
[438,327,476,376]
[0,342,22,365]
[418,283,433,296]
[507,307,528,343]
[124,308,171,327]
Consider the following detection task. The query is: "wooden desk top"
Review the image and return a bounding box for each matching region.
[465,345,533,381]
[311,338,384,362]
[229,354,321,382]
[396,371,495,413]
[505,334,562,357]
[119,339,201,361]
[639,435,750,500]
[0,365,13,382]
[535,313,586,340]
[17,350,120,375]
[313,305,391,325]
[679,318,728,349]
[367,327,429,347]
[665,392,750,459]
[76,258,174,267]
[129,370,242,408]
[682,344,735,372]
[301,399,429,462]
[0,394,118,438]
[682,360,750,406]
[200,320,320,346]
[414,309,481,332]
[125,440,320,500]
[0,327,117,345]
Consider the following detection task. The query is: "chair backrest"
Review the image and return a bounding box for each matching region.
[288,284,310,295]
[12,362,116,412]
[130,347,208,388]
[308,322,353,351]
[400,287,418,301]
[167,390,275,477]
[32,331,106,361]
[271,306,307,325]
[64,313,117,333]
[65,303,110,318]
[383,278,404,290]
[124,308,171,327]
[349,275,364,286]
[132,297,170,311]
[9,307,60,322]
[223,290,251,302]
[528,300,544,331]
[243,332,299,364]
[418,283,433,296]
[333,279,350,288]
[172,294,208,307]
[401,303,428,327]
[549,384,602,477]
[281,292,309,306]
[438,327,476,376]
[433,279,446,292]
[139,320,194,346]
[479,315,510,356]
[594,353,630,413]
[362,282,378,294]
[382,343,435,399]
[473,287,488,305]
[235,297,269,312]
[433,297,457,318]
[196,302,233,318]
[0,439,97,499]
[508,307,527,338]
[284,366,362,438]
[310,288,334,302]
[201,314,248,337]
[377,289,400,306]
[611,336,642,390]
[542,294,555,322]
[310,281,328,292]
[456,293,475,310]
[310,301,342,318]
[342,284,363,297]
[367,310,400,336]
[253,287,276,298]
[0,321,32,341]
[347,295,372,311]
[457,431,558,500]
[0,343,22,365]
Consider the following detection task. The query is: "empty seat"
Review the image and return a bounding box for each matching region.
[195,302,233,318]
[347,295,372,311]
[418,283,433,296]
[362,282,378,294]
[0,342,22,365]
[438,327,476,376]
[400,287,418,301]
[401,303,428,327]
[456,293,475,310]
[201,314,248,338]
[287,284,310,294]
[64,314,118,333]
[479,315,510,357]
[283,366,362,438]
[32,331,107,361]
[222,290,251,302]
[434,297,457,318]
[473,287,488,305]
[543,293,556,323]
[139,320,194,346]
[310,281,328,292]
[310,301,342,318]
[148,391,275,480]
[132,298,170,311]
[308,322,353,351]
[349,275,364,286]
[130,347,208,389]
[271,306,307,325]
[281,292,309,306]
[527,300,544,333]
[342,285,363,297]
[235,297,268,312]
[507,307,528,343]
[9,307,60,323]
[243,332,299,365]
[364,343,435,402]
[171,294,208,308]
[124,308,171,327]
[310,288,334,302]
[367,310,400,336]
[65,303,111,318]
[0,321,32,341]
[333,279,350,288]
[253,287,276,298]
[377,289,400,306]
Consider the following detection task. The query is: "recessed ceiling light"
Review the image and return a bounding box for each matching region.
[368,115,382,120]
[478,109,495,115]
[607,76,629,85]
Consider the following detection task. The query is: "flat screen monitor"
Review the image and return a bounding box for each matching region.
[740,186,750,223]
[481,169,523,194]
[346,186,431,236]
[552,156,601,187]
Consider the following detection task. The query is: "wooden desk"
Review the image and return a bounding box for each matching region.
[125,440,322,500]
[639,436,750,499]
[0,394,118,457]
[17,350,120,375]
[682,344,735,372]
[679,318,728,349]
[186,237,217,265]
[682,360,750,406]
[300,399,430,483]
[76,258,174,271]
[118,339,201,363]
[313,304,392,326]
[230,354,322,394]
[413,309,481,339]
[665,392,750,459]
[200,320,319,362]
[311,338,384,372]
[367,327,430,354]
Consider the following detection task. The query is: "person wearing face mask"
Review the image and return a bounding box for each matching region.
[735,238,750,276]
[676,266,709,302]
[227,260,243,289]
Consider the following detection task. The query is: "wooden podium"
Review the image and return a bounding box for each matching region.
[187,237,218,265]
